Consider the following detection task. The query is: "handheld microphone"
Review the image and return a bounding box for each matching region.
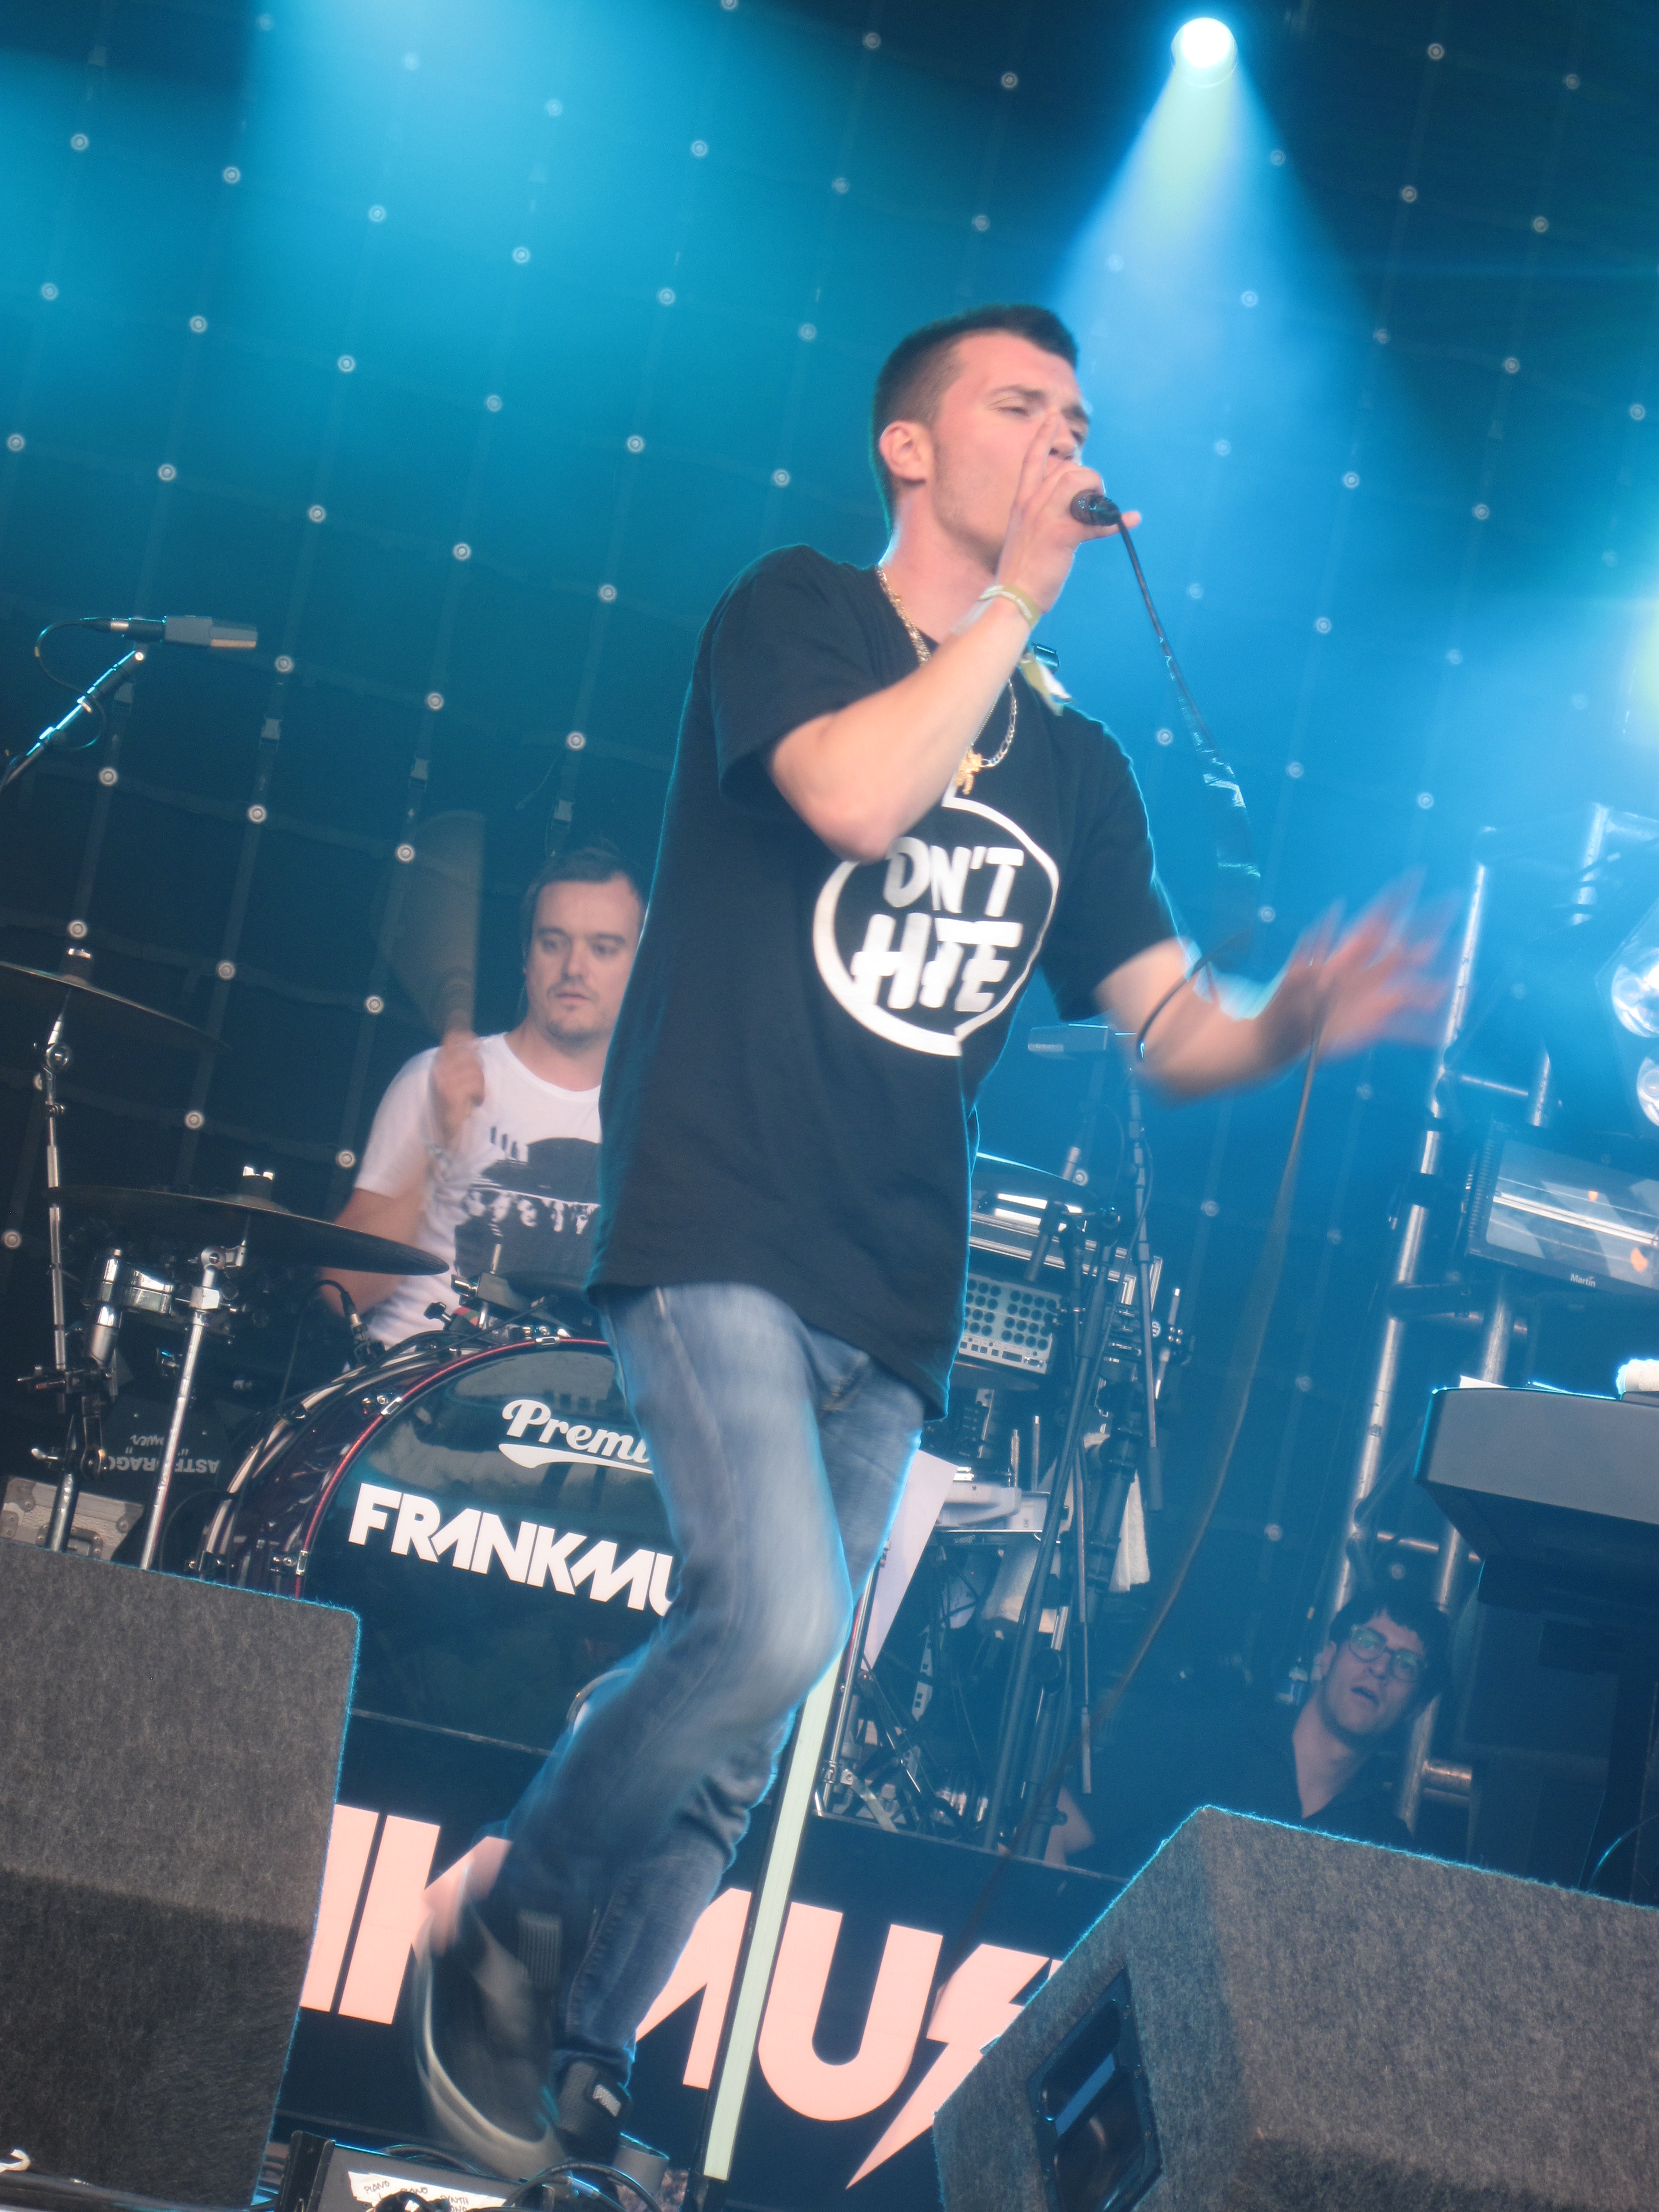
[1071,491,1124,529]
[80,615,257,650]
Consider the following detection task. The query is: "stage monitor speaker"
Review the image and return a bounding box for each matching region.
[0,1541,357,2206]
[934,1805,1659,2212]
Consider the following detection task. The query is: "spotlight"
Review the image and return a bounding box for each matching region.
[1611,946,1659,1039]
[1172,17,1237,81]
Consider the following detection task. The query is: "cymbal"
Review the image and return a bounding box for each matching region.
[0,962,225,1053]
[62,1186,446,1275]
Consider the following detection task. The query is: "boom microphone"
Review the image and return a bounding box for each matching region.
[79,615,257,650]
[1071,490,1123,528]
[3,612,258,800]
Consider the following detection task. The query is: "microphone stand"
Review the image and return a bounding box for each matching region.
[1126,1068,1163,1512]
[24,984,114,1554]
[0,649,143,801]
[980,1209,1116,1850]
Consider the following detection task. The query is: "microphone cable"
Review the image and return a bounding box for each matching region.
[1070,491,1261,1057]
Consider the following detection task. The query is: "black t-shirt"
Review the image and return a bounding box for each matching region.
[590,545,1173,1411]
[1093,1691,1416,1878]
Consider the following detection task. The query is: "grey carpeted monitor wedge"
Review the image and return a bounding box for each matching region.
[0,1542,357,2206]
[934,1806,1659,2212]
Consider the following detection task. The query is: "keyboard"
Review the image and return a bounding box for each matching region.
[1415,1386,1659,1608]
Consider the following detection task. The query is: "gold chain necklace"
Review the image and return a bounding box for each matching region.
[876,565,1016,796]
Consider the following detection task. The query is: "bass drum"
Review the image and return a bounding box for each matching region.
[198,1336,674,1752]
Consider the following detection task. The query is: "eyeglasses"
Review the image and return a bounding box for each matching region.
[1346,1624,1428,1684]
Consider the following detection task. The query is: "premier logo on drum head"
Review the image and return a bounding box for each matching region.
[495,1394,652,1471]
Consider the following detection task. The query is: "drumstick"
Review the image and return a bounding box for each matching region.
[390,810,483,1039]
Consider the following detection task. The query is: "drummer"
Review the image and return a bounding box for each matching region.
[324,846,645,1342]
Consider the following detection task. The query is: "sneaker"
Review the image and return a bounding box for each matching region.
[413,1896,593,2180]
[551,2065,669,2204]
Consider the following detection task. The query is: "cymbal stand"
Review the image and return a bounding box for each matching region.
[138,1242,240,1570]
[41,1004,71,1381]
[37,1001,99,1553]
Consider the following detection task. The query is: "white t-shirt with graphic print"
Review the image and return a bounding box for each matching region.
[353,1031,602,1344]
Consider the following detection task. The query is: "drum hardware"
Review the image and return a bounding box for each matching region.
[41,999,72,1387]
[56,1185,446,1569]
[473,1268,530,1313]
[441,1266,544,1335]
[139,1242,242,1570]
[3,954,227,1556]
[418,1264,599,1355]
[61,1184,447,1278]
[0,955,230,1055]
[85,1247,179,1374]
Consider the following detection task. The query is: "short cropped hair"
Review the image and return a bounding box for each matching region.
[1327,1588,1451,1711]
[870,303,1080,522]
[518,843,646,957]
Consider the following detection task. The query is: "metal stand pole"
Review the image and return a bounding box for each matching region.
[138,1247,235,1571]
[1060,1053,1110,1189]
[1318,863,1488,1640]
[1394,1518,1472,1831]
[1126,1071,1162,1511]
[0,648,142,801]
[1070,1434,1093,1797]
[818,1566,880,1811]
[40,1007,79,1553]
[41,1009,70,1377]
[982,1219,1115,1847]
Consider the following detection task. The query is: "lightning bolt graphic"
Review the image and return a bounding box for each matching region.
[846,1943,1051,2186]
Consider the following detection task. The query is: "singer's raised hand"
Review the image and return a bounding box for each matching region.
[1262,880,1453,1064]
[997,409,1139,615]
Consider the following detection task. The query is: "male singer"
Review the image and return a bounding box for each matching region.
[415,303,1441,2177]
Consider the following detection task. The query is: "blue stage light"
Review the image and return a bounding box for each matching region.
[1173,18,1237,81]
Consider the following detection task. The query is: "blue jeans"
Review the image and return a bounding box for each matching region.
[494,1281,925,2089]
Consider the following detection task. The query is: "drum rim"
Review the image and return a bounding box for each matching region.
[292,1332,615,1585]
